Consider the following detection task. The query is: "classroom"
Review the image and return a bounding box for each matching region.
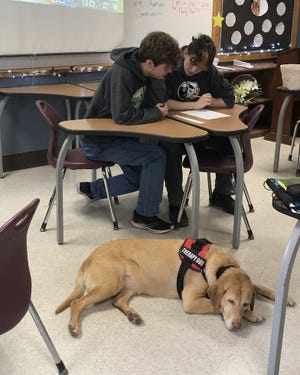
[1,1,300,374]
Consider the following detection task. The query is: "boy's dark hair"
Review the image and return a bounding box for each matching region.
[187,34,216,69]
[138,31,181,70]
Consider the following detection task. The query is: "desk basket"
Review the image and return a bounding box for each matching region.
[265,178,300,220]
[280,64,300,91]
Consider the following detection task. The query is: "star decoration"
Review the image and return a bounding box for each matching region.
[213,11,224,28]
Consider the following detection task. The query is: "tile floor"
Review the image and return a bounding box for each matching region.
[0,137,300,375]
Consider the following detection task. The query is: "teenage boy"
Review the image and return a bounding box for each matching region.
[78,31,182,234]
[161,34,235,226]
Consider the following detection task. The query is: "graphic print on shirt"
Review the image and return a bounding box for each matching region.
[131,86,145,108]
[177,81,199,101]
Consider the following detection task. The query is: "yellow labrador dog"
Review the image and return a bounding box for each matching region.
[56,238,295,336]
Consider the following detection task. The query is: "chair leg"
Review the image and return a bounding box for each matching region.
[243,182,254,212]
[207,172,213,206]
[107,166,119,205]
[241,204,254,240]
[28,302,68,375]
[180,170,254,240]
[101,166,119,230]
[40,168,67,232]
[232,174,254,239]
[91,167,119,204]
[177,171,193,227]
[288,120,300,161]
[91,169,97,182]
[296,144,300,177]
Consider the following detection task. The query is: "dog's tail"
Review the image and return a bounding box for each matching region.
[55,269,85,314]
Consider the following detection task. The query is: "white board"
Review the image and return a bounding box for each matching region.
[123,0,213,48]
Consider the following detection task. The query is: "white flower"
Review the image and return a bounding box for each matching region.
[233,79,262,105]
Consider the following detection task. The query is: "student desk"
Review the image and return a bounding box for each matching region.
[273,87,300,173]
[76,82,99,91]
[168,105,248,249]
[56,118,208,245]
[0,84,95,177]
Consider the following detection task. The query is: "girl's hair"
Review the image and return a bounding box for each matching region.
[187,34,216,69]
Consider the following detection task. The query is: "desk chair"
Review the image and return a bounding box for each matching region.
[0,199,68,375]
[36,100,119,231]
[178,104,265,240]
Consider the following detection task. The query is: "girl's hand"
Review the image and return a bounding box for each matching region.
[193,93,212,109]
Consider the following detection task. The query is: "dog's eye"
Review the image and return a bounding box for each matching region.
[228,299,235,305]
[243,303,250,308]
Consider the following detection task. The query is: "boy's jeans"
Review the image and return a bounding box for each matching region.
[81,137,166,217]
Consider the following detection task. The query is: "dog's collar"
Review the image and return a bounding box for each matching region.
[177,238,212,299]
[216,265,236,279]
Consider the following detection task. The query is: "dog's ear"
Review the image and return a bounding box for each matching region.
[207,281,225,311]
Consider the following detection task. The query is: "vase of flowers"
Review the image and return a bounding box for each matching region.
[232,74,262,105]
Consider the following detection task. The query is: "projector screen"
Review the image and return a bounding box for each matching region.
[0,0,123,55]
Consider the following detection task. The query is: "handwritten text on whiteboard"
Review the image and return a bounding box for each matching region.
[132,1,212,17]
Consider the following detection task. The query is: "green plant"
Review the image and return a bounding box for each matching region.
[233,79,262,105]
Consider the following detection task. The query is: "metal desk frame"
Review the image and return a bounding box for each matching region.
[168,105,248,249]
[55,118,208,245]
[273,87,300,173]
[268,217,300,374]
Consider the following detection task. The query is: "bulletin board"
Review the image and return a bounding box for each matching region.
[212,0,300,62]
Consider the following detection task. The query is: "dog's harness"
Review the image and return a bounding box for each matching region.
[216,265,235,279]
[176,238,236,299]
[177,238,212,298]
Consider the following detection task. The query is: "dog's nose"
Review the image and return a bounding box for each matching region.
[230,321,241,331]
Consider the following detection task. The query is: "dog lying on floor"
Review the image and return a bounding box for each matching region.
[56,238,295,336]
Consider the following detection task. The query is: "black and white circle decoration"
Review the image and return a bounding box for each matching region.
[219,0,294,54]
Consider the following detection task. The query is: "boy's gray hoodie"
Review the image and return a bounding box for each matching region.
[84,47,164,125]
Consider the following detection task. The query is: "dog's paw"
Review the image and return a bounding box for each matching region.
[68,323,81,338]
[287,297,296,306]
[243,310,265,324]
[128,312,144,326]
[252,312,265,324]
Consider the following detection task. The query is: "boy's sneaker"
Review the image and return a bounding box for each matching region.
[76,182,96,202]
[131,210,174,234]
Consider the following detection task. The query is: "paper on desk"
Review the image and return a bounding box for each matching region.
[180,109,230,120]
[172,114,204,124]
[217,66,235,71]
